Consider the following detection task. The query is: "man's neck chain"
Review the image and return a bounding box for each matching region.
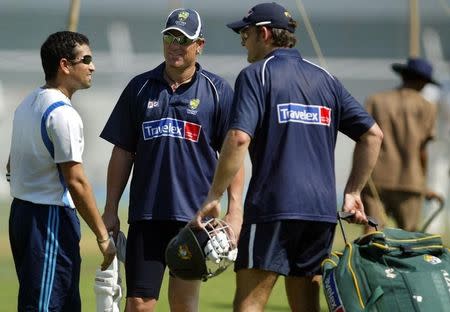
[164,69,195,91]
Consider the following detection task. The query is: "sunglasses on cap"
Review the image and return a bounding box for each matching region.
[163,33,197,46]
[70,55,93,65]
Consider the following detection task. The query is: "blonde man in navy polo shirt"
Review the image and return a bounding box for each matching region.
[192,2,383,311]
[101,8,244,312]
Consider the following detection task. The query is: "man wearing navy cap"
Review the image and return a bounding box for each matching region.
[362,57,439,233]
[100,8,244,312]
[191,2,383,311]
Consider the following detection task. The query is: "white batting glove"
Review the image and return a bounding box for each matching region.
[204,231,230,263]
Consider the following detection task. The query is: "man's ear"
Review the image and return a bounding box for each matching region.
[260,26,273,42]
[59,58,71,75]
[197,38,205,49]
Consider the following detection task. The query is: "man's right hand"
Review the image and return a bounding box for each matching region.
[341,193,368,225]
[97,236,117,271]
[190,197,222,229]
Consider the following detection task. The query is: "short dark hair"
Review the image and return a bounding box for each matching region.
[40,31,90,81]
[271,18,297,48]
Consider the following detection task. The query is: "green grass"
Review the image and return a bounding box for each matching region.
[1,201,448,311]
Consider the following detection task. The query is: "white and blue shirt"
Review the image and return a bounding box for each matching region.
[100,63,234,223]
[230,49,375,224]
[9,88,83,207]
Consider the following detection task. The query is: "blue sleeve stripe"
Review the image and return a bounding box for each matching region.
[40,101,67,158]
[38,206,60,311]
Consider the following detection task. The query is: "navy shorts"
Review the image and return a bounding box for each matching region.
[235,220,336,276]
[125,220,186,299]
[9,198,81,312]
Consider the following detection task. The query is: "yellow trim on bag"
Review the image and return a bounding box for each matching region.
[371,242,390,250]
[347,243,365,309]
[370,243,443,251]
[411,245,444,250]
[384,235,441,243]
[321,258,338,268]
[358,231,384,239]
[321,251,344,268]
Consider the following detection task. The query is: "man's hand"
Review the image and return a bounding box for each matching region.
[341,193,368,225]
[97,236,117,271]
[190,197,221,229]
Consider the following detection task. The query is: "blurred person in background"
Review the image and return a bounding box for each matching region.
[362,57,440,233]
[100,8,244,312]
[191,2,383,312]
[7,31,116,312]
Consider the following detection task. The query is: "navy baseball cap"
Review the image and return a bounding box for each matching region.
[161,8,203,39]
[392,57,439,85]
[227,2,295,33]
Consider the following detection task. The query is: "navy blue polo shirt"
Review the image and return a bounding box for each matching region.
[101,63,234,223]
[230,49,375,224]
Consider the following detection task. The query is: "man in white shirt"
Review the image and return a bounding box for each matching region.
[7,31,116,311]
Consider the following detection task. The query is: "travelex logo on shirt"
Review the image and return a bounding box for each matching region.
[277,103,331,126]
[142,118,201,142]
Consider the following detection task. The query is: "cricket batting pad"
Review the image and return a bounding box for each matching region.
[94,251,123,311]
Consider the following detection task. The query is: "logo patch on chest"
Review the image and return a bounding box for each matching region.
[187,98,200,115]
[142,118,201,142]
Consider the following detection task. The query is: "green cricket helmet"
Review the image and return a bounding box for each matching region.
[165,218,237,281]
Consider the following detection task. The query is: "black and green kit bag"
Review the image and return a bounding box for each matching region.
[322,227,450,312]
